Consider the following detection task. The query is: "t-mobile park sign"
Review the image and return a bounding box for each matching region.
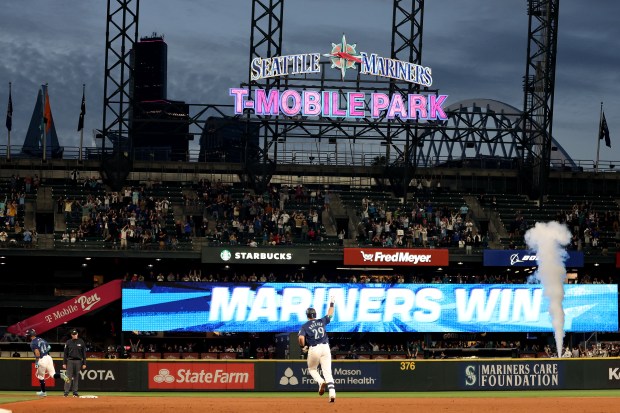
[230,34,448,121]
[344,248,449,266]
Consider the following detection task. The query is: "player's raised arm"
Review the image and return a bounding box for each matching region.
[327,296,335,318]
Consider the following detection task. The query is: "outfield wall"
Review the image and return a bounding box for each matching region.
[1,358,620,392]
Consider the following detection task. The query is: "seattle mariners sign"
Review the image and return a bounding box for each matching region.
[202,247,309,264]
[232,34,448,121]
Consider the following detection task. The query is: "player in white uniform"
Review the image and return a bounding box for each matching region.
[298,296,336,403]
[27,329,70,396]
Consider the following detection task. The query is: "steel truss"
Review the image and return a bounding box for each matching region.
[243,0,431,194]
[101,0,139,188]
[100,0,558,195]
[521,0,560,201]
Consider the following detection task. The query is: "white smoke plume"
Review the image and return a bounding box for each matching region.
[523,221,572,358]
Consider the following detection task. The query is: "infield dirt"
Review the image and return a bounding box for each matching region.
[1,395,618,413]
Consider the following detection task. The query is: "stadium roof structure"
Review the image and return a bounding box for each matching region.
[417,98,577,171]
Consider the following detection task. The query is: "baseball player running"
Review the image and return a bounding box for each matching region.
[298,296,336,403]
[27,329,70,396]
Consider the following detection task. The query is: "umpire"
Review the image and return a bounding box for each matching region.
[63,329,87,397]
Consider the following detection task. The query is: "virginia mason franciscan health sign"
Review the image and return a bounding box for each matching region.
[230,34,448,121]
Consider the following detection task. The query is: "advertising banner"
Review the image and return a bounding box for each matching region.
[147,362,254,390]
[1,358,620,392]
[461,361,564,390]
[7,279,122,336]
[343,248,448,266]
[27,360,130,391]
[483,250,584,267]
[122,282,618,333]
[276,361,380,391]
[202,247,309,265]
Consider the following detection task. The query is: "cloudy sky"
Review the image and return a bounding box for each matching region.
[0,0,618,164]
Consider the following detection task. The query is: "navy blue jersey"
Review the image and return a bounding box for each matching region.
[298,315,331,347]
[30,337,51,357]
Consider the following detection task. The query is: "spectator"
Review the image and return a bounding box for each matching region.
[23,228,33,247]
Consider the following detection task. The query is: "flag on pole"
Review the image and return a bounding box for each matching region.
[43,86,53,134]
[5,88,12,131]
[599,111,611,148]
[77,88,85,131]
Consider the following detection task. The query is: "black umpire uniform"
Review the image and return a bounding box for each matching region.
[63,329,87,397]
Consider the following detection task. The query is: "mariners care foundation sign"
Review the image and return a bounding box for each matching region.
[231,34,448,121]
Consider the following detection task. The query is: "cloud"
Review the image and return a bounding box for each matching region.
[0,0,618,160]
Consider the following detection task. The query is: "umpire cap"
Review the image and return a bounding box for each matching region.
[26,329,36,337]
[306,307,316,319]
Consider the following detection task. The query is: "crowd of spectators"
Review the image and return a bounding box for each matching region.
[191,179,328,246]
[54,178,333,249]
[489,193,620,253]
[119,267,616,285]
[0,174,39,247]
[355,189,488,253]
[5,173,620,255]
[56,181,184,249]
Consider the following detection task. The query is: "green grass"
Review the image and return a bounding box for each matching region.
[2,389,620,403]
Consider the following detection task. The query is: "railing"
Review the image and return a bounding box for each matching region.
[2,144,619,171]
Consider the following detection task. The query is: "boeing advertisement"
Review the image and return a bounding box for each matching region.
[122,282,617,333]
[483,250,584,267]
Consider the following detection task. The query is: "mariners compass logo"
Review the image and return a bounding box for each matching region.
[323,34,362,79]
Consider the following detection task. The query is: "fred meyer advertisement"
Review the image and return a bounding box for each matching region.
[148,363,254,390]
[344,248,448,266]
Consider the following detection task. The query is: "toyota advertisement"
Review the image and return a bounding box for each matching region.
[344,248,449,266]
[30,361,129,391]
[122,282,617,333]
[483,250,584,267]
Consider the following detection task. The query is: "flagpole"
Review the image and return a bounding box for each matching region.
[42,84,47,162]
[6,82,11,161]
[595,102,602,172]
[79,84,85,161]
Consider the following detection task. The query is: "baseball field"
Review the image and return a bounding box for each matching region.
[2,390,620,413]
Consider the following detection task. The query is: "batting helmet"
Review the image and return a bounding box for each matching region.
[25,329,36,337]
[306,307,316,319]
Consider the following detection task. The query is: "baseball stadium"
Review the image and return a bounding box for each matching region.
[1,0,620,412]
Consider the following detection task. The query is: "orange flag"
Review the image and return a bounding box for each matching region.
[43,86,53,134]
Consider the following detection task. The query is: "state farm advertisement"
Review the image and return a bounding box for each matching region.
[148,363,255,390]
[344,248,448,266]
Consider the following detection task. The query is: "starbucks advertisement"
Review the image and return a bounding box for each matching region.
[202,247,310,265]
